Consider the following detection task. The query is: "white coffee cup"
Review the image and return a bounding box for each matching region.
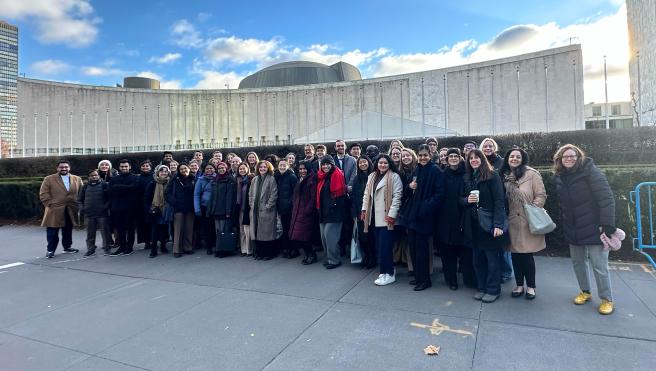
[470,190,480,202]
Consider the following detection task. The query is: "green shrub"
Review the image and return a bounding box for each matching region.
[0,181,43,219]
[1,127,656,178]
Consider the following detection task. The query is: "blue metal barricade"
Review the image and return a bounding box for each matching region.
[631,182,656,269]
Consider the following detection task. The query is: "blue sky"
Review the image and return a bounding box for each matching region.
[1,0,628,102]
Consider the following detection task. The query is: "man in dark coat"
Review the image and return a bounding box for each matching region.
[333,139,357,256]
[109,159,138,256]
[79,169,111,257]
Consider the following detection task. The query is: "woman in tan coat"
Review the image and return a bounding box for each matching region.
[249,160,279,260]
[501,148,547,300]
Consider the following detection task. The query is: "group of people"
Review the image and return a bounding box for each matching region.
[38,137,618,314]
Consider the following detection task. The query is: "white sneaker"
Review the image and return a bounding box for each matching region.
[380,274,396,286]
[374,274,384,285]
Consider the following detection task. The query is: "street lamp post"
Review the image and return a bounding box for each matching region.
[144,105,149,151]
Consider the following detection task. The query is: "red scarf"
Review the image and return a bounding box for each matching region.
[316,167,347,209]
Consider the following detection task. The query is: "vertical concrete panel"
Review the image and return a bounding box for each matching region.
[468,67,493,135]
[495,63,520,134]
[518,57,547,132]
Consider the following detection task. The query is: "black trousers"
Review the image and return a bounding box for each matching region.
[459,246,477,288]
[111,210,135,250]
[511,252,536,288]
[150,223,169,251]
[255,240,277,258]
[440,243,460,285]
[408,229,432,285]
[356,219,375,266]
[278,213,293,253]
[198,209,215,251]
[46,208,73,253]
[135,211,151,245]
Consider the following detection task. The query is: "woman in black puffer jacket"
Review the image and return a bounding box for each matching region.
[553,144,616,315]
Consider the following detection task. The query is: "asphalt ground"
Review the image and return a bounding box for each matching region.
[1,224,655,370]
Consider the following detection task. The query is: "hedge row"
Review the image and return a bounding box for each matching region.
[2,167,655,262]
[1,127,655,178]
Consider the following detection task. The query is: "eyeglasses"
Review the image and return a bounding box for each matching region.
[562,155,578,159]
[448,154,460,158]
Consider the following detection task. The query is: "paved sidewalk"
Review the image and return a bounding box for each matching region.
[1,224,655,370]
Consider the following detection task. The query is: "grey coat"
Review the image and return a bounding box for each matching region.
[333,154,357,188]
[249,174,278,241]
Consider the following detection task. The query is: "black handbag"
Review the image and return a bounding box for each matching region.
[216,220,238,252]
[476,207,508,235]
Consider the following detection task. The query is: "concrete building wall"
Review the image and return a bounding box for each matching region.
[15,45,583,156]
[627,0,656,126]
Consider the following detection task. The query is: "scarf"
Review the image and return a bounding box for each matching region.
[504,172,525,208]
[316,167,346,209]
[152,176,169,210]
[236,175,251,206]
[363,171,395,232]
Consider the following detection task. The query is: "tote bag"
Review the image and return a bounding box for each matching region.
[523,203,556,235]
[350,219,363,264]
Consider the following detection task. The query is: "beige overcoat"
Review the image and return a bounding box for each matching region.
[39,173,83,228]
[504,167,547,253]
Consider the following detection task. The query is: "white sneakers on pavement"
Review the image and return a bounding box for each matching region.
[374,273,396,286]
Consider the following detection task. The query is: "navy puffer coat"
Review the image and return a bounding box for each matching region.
[553,158,615,245]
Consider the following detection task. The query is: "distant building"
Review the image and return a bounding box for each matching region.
[16,45,584,157]
[627,0,656,126]
[238,61,361,89]
[584,101,633,129]
[0,20,18,156]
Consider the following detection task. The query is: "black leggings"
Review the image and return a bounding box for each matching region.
[511,252,536,288]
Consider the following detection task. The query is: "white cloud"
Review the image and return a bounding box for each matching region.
[31,59,71,75]
[205,36,280,64]
[262,44,388,69]
[371,5,630,103]
[171,19,203,48]
[81,66,128,77]
[136,71,182,89]
[149,53,182,64]
[0,0,101,47]
[197,12,212,22]
[192,70,247,89]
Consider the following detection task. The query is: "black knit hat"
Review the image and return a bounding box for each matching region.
[463,140,478,147]
[320,156,335,166]
[446,148,461,157]
[425,137,438,145]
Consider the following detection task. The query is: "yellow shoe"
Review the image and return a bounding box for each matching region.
[573,291,592,305]
[598,299,614,315]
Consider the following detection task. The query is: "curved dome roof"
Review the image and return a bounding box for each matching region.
[238,61,361,89]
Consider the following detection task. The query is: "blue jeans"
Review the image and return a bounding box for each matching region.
[499,250,513,280]
[472,247,501,295]
[375,227,396,275]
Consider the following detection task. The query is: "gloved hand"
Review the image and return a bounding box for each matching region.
[195,211,202,217]
[601,225,616,238]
